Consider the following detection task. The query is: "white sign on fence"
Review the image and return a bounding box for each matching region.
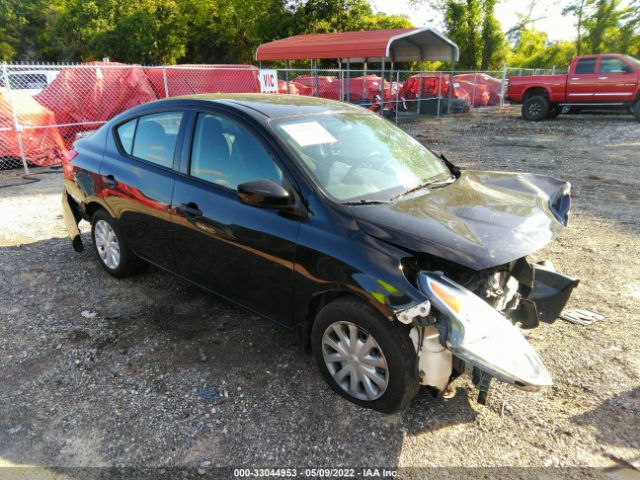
[259,69,278,93]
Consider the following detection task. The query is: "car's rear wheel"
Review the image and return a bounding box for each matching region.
[91,209,138,278]
[522,95,549,121]
[311,297,420,413]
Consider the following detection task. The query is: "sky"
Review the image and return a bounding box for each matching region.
[370,0,577,42]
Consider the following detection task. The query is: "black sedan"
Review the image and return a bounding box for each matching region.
[62,94,577,413]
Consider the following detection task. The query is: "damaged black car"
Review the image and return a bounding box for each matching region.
[62,94,577,413]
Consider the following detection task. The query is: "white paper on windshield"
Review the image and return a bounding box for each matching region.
[280,122,337,147]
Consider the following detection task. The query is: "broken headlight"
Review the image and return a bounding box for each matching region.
[417,271,553,391]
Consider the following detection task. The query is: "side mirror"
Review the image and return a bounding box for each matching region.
[623,65,634,74]
[237,179,292,209]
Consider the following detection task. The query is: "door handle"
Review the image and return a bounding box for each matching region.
[570,77,580,81]
[101,174,117,189]
[178,202,203,219]
[598,76,608,80]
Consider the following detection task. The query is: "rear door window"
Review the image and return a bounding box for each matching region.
[116,119,137,154]
[116,112,183,168]
[574,58,596,74]
[599,57,628,74]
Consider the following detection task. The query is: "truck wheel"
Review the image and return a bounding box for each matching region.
[311,297,420,413]
[522,96,549,121]
[546,105,561,119]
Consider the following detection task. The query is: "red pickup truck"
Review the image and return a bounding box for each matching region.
[507,54,640,121]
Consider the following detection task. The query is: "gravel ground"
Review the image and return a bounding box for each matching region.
[0,106,639,478]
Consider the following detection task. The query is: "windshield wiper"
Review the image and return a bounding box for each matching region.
[342,199,391,205]
[389,176,455,202]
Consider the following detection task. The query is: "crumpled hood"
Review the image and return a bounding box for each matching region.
[353,170,571,271]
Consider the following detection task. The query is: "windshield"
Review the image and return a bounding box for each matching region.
[624,55,640,68]
[272,111,450,202]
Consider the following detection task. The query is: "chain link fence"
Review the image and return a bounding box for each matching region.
[0,61,559,175]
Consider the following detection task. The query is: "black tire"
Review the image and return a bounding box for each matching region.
[91,209,138,278]
[311,297,420,413]
[633,99,640,121]
[522,95,550,121]
[546,105,561,119]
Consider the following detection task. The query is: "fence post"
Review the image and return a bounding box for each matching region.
[417,75,423,115]
[162,66,169,98]
[2,61,29,175]
[447,71,453,115]
[285,60,290,94]
[437,71,442,118]
[313,59,319,97]
[500,64,508,108]
[394,71,400,125]
[471,71,477,112]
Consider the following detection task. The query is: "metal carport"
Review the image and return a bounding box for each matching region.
[255,28,459,63]
[256,28,459,109]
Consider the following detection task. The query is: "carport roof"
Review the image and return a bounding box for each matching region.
[256,28,459,63]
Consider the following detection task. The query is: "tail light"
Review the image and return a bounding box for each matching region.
[62,150,78,180]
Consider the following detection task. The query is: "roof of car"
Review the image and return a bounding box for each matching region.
[170,93,362,119]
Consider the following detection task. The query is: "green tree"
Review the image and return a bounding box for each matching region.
[53,0,187,63]
[563,0,588,55]
[584,0,622,53]
[0,0,61,60]
[480,0,507,69]
[509,27,576,69]
[443,0,506,70]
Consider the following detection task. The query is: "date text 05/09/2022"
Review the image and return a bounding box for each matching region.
[233,468,398,478]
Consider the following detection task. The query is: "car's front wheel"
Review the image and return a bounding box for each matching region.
[91,209,138,278]
[311,297,420,413]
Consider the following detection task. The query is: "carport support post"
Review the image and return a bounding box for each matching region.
[338,60,343,100]
[379,58,385,114]
[162,66,169,98]
[346,59,351,102]
[2,61,29,175]
[362,62,367,100]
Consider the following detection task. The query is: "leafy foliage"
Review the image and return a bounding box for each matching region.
[0,0,637,68]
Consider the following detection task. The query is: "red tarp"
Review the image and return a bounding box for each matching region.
[454,79,491,106]
[454,73,502,105]
[320,75,392,102]
[292,75,391,102]
[277,79,313,95]
[35,62,158,130]
[399,74,452,99]
[145,65,261,97]
[399,73,498,107]
[1,88,66,166]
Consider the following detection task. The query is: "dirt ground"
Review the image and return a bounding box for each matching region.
[0,106,639,478]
